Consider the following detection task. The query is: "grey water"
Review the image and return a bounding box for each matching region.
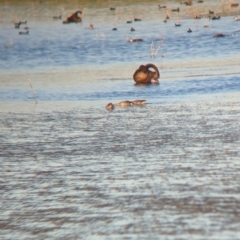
[1,0,240,239]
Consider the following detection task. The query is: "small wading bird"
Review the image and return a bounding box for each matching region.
[105,100,147,110]
[62,10,82,24]
[133,63,160,84]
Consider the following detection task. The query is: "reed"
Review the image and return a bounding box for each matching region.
[28,79,37,104]
[150,37,164,58]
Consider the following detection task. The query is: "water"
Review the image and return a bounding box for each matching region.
[1,1,240,239]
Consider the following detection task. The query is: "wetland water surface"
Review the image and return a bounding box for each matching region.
[1,0,240,239]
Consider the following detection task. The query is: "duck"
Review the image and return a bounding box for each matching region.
[175,22,181,27]
[214,33,225,38]
[130,27,135,31]
[112,27,117,30]
[109,7,115,11]
[114,101,133,107]
[106,103,115,110]
[187,28,192,32]
[131,100,147,105]
[212,15,221,20]
[134,18,141,21]
[14,20,27,28]
[172,7,180,12]
[158,5,167,9]
[126,20,132,24]
[63,10,82,24]
[53,15,61,20]
[128,38,143,42]
[19,30,29,35]
[230,3,239,7]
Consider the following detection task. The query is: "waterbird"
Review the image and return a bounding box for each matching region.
[214,33,225,38]
[130,27,135,31]
[112,27,117,30]
[128,38,143,42]
[62,10,82,24]
[53,15,61,20]
[172,7,180,12]
[109,7,115,11]
[19,30,29,35]
[187,28,192,32]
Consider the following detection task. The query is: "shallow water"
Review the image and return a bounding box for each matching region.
[1,0,240,239]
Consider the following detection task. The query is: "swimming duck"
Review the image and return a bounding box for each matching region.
[128,38,143,42]
[187,28,192,32]
[114,101,133,107]
[109,7,115,11]
[53,15,61,20]
[212,15,221,20]
[14,20,27,28]
[172,7,180,12]
[131,100,147,105]
[130,27,135,31]
[19,30,29,35]
[158,5,167,9]
[134,18,141,21]
[63,10,82,24]
[213,33,225,38]
[106,103,115,110]
[230,3,239,7]
[112,27,117,30]
[126,20,132,24]
[175,22,181,27]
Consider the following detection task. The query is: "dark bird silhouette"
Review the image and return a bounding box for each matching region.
[133,63,160,84]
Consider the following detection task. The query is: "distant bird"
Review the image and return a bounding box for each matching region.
[158,5,166,9]
[209,10,214,14]
[197,0,204,2]
[131,100,147,105]
[19,30,29,35]
[105,103,115,110]
[109,7,115,11]
[62,10,82,24]
[53,15,61,20]
[114,101,133,107]
[212,15,221,20]
[112,27,117,30]
[175,22,181,27]
[172,7,180,12]
[187,28,192,32]
[130,27,135,31]
[128,38,143,42]
[134,18,141,21]
[214,33,225,38]
[234,16,240,21]
[126,20,132,23]
[14,20,27,28]
[230,3,239,7]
